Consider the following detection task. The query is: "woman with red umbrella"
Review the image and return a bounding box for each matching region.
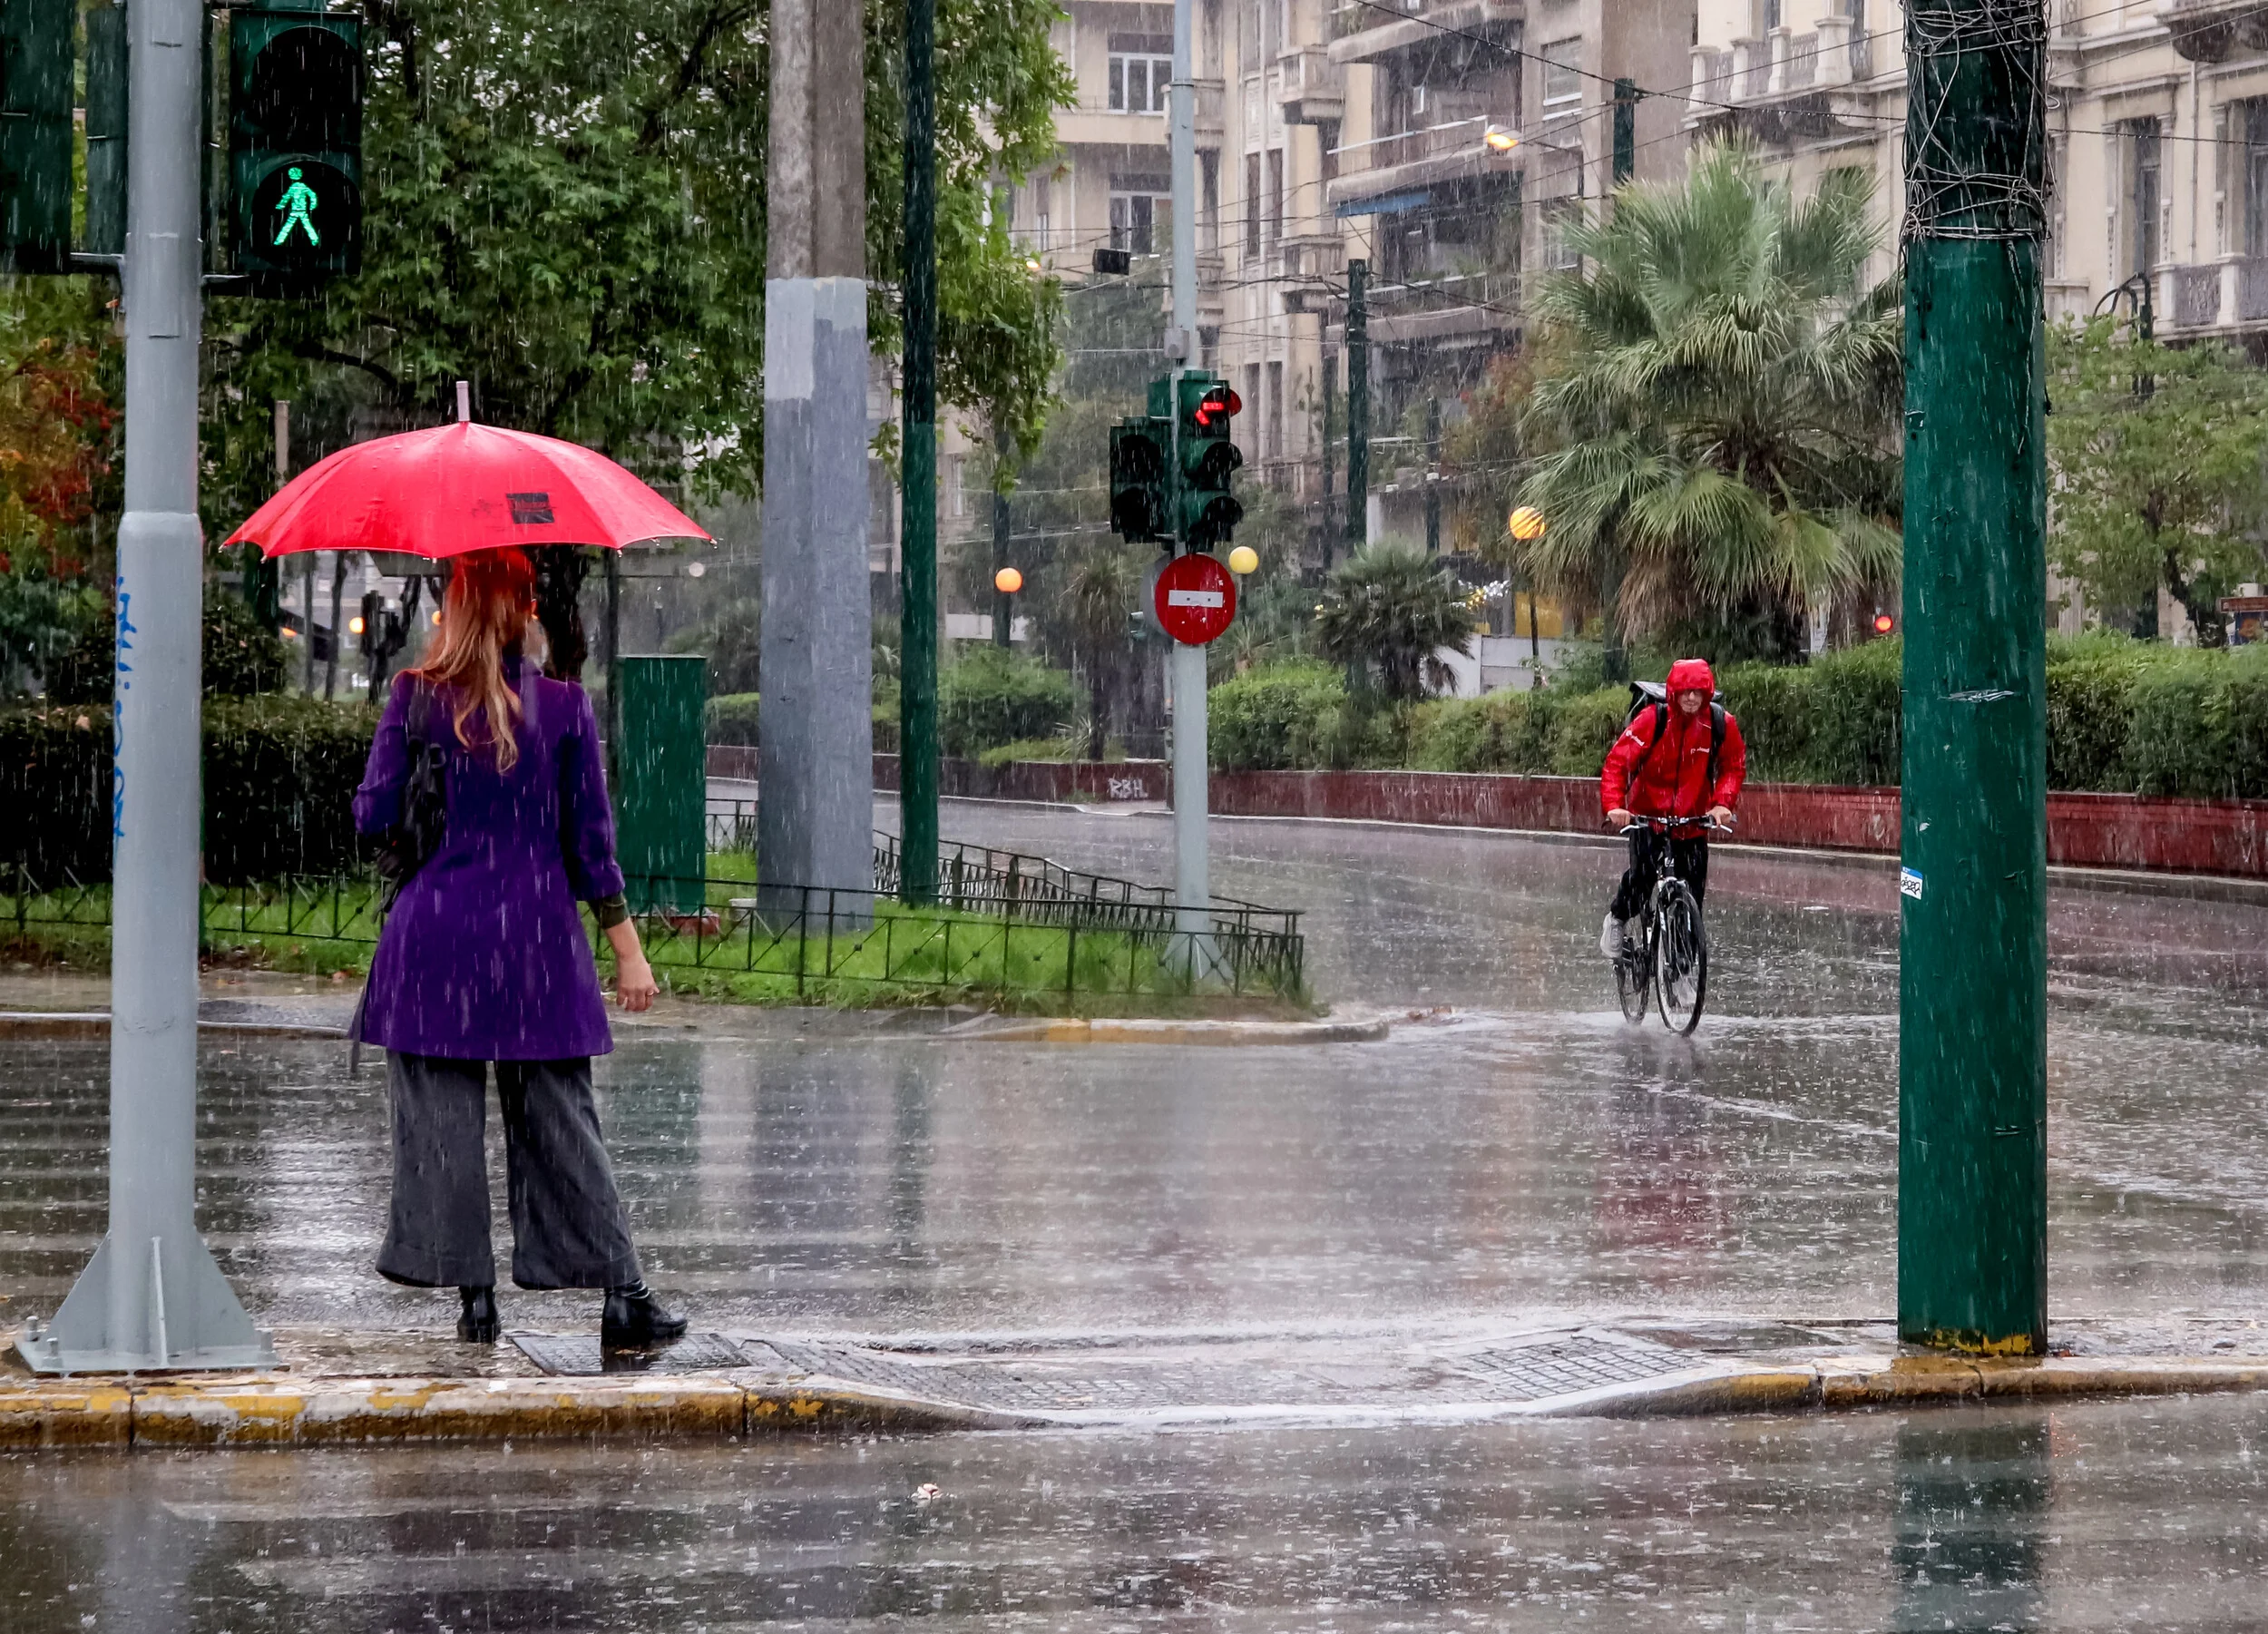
[236,391,709,1349]
[351,546,686,1348]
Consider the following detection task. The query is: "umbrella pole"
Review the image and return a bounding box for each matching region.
[605,545,621,782]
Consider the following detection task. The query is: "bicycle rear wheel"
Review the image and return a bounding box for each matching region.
[1614,914,1650,1022]
[1653,882,1708,1034]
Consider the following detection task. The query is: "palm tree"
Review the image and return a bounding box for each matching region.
[1313,544,1474,702]
[1056,543,1144,758]
[1514,142,1903,660]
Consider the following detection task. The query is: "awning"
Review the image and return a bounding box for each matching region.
[1336,190,1433,219]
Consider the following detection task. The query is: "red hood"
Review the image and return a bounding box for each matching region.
[1666,658,1716,697]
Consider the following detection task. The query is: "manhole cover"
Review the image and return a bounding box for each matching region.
[511,1332,751,1376]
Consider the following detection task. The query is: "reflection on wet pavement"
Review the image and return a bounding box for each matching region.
[4,810,2267,1341]
[3,1396,2265,1629]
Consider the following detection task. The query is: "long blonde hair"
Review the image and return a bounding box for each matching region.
[411,548,535,771]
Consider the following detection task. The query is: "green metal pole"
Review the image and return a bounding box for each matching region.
[898,0,940,905]
[1898,0,2048,1356]
[1345,259,1367,555]
[992,419,1013,649]
[1320,353,1336,573]
[1612,78,1637,188]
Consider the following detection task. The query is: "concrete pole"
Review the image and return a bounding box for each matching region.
[759,0,874,914]
[1168,0,1208,934]
[25,0,269,1374]
[1898,0,2049,1356]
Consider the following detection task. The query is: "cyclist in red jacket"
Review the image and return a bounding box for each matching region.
[1599,658,1747,958]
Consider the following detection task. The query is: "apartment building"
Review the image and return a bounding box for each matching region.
[1687,1,2268,637]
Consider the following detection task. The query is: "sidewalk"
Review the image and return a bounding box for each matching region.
[7,1317,2267,1449]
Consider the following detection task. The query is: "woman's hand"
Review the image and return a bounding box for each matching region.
[603,920,660,1013]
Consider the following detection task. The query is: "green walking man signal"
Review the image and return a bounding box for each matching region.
[273,167,322,247]
[1110,370,1244,553]
[230,9,364,289]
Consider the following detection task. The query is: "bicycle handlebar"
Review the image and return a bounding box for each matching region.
[1618,815,1735,836]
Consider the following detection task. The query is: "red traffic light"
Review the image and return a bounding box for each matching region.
[1872,612,1896,635]
[1194,386,1241,429]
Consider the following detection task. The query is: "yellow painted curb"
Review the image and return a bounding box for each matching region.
[970,1017,1389,1046]
[0,1379,134,1448]
[131,1375,750,1447]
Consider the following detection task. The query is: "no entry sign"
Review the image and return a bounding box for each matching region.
[1151,552,1237,645]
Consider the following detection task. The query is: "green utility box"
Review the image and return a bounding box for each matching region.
[614,655,708,914]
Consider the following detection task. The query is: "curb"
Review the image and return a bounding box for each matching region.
[0,1012,349,1040]
[8,1352,2267,1449]
[943,1015,1390,1045]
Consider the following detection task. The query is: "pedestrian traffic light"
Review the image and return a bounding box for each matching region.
[0,0,73,273]
[1176,372,1244,550]
[1110,418,1169,543]
[230,9,364,290]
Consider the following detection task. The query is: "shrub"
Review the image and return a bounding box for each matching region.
[0,695,376,886]
[1546,686,1630,776]
[2122,644,2268,797]
[706,691,760,746]
[936,645,1076,758]
[975,737,1078,768]
[1209,660,1347,770]
[1713,662,1814,780]
[46,589,288,702]
[1406,690,1557,773]
[2045,635,2146,791]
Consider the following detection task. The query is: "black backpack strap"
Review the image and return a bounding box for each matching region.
[1633,700,1668,776]
[1707,702,1726,797]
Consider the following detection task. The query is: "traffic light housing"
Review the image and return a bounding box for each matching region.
[230,9,364,289]
[0,0,73,272]
[1176,372,1244,550]
[1110,418,1169,543]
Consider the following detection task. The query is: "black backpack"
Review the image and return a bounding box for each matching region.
[1625,680,1727,794]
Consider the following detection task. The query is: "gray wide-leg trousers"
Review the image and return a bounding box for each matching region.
[376,1052,642,1291]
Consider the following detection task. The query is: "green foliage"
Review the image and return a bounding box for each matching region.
[974,736,1080,768]
[200,0,1072,534]
[1207,660,1349,771]
[0,695,376,886]
[1716,640,1901,785]
[668,598,762,696]
[0,563,102,696]
[1312,545,1476,702]
[1543,687,1631,777]
[2046,317,2268,642]
[2120,645,2268,797]
[936,644,1076,758]
[706,690,760,746]
[45,587,289,702]
[1517,143,1902,649]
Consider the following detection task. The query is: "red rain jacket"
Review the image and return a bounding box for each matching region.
[1600,659,1748,821]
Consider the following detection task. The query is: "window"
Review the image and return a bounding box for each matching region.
[2247,103,2268,260]
[1108,34,1173,113]
[2126,119,2162,279]
[1267,361,1285,462]
[1202,151,1220,253]
[1110,173,1171,255]
[1541,39,1582,123]
[1246,152,1262,257]
[1543,198,1581,270]
[1266,148,1285,244]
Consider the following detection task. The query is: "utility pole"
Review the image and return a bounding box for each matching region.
[1898,0,2049,1356]
[1319,354,1336,573]
[1168,0,1207,931]
[898,0,940,905]
[24,0,270,1374]
[759,0,874,914]
[1345,259,1368,555]
[1422,397,1441,556]
[1612,78,1638,188]
[992,421,1013,648]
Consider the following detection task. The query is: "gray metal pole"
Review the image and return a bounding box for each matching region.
[1168,0,1209,936]
[22,0,270,1375]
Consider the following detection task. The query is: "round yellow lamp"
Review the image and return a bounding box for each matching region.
[1508,504,1547,543]
[1227,544,1260,576]
[993,566,1024,594]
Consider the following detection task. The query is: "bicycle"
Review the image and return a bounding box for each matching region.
[1611,816,1730,1035]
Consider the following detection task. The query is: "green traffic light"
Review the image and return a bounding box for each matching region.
[273,167,322,247]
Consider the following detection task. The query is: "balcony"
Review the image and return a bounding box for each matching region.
[2167,0,2268,64]
[1363,268,1521,348]
[1195,78,1225,145]
[2155,256,2268,331]
[1686,21,1880,142]
[1272,232,1347,314]
[1325,117,1522,210]
[1276,47,1344,125]
[1328,0,1522,65]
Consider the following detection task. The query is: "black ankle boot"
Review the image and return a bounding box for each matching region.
[601,1280,688,1350]
[457,1286,501,1344]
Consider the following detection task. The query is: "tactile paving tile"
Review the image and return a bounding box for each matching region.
[511,1331,751,1376]
[1445,1336,1698,1402]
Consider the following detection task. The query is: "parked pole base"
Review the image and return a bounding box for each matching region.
[17,1233,275,1375]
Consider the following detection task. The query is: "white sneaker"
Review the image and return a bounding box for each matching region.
[1599,915,1625,959]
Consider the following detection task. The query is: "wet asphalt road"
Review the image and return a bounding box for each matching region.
[6,807,2268,1628]
[6,1397,2268,1630]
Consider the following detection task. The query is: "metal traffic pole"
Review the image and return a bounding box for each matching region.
[897,0,941,905]
[1167,0,1209,940]
[23,0,271,1374]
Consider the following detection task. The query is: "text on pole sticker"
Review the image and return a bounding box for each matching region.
[1900,867,1924,900]
[1166,589,1227,609]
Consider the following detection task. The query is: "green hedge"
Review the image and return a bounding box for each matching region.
[707,691,760,746]
[937,647,1076,758]
[1210,661,1351,771]
[0,695,378,886]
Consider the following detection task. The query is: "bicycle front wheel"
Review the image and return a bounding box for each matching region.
[1653,882,1708,1034]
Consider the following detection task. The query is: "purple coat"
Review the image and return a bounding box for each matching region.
[353,659,624,1060]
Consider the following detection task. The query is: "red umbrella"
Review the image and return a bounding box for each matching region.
[225,395,710,560]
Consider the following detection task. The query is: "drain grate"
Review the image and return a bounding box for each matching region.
[511,1331,752,1376]
[1447,1336,1698,1402]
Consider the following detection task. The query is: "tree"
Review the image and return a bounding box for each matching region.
[1313,544,1474,702]
[1514,143,1903,662]
[2047,316,2268,645]
[200,0,1072,534]
[1054,542,1142,757]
